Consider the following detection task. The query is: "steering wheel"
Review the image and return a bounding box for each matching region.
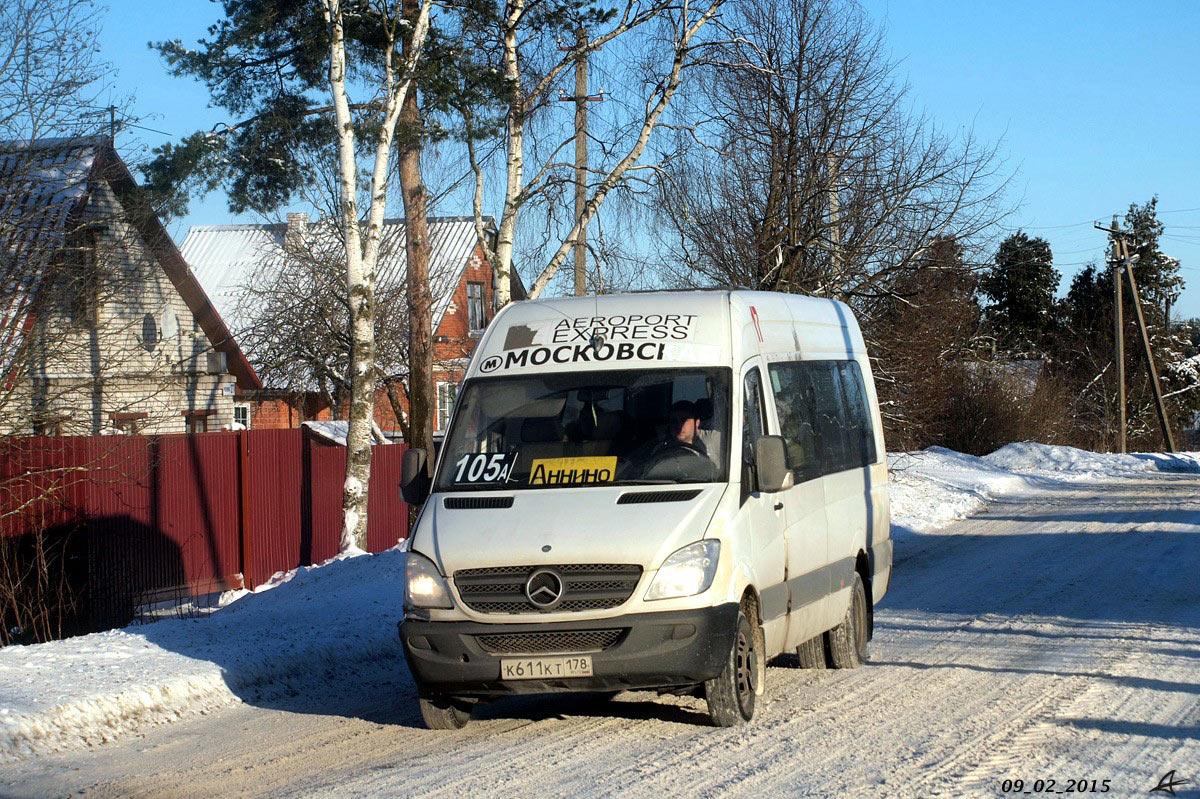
[643,443,719,481]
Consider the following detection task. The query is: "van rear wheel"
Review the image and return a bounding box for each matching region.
[796,635,828,669]
[419,696,472,730]
[828,572,869,669]
[704,609,758,726]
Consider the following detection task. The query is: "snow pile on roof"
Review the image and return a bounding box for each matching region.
[302,420,392,446]
[984,442,1200,478]
[0,548,405,760]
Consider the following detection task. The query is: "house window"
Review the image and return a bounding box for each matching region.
[59,228,100,327]
[33,416,69,436]
[467,281,486,332]
[111,412,147,435]
[141,313,159,352]
[183,410,214,434]
[233,403,251,429]
[436,381,457,431]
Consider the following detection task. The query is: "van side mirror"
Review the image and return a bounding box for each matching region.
[400,448,431,506]
[754,435,793,493]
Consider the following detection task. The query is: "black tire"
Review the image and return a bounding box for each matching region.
[704,608,759,726]
[795,634,828,669]
[418,696,472,730]
[827,572,869,669]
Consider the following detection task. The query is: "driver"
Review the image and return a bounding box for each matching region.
[626,399,720,481]
[645,400,708,462]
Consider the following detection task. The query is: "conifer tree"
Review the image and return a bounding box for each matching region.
[979,231,1059,355]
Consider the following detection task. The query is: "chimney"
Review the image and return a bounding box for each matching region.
[284,212,309,255]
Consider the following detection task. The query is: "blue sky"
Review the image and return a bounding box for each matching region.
[98,1,1200,318]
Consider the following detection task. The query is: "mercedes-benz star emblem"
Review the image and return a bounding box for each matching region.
[524,568,565,609]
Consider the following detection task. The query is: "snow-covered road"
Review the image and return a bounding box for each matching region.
[4,475,1198,798]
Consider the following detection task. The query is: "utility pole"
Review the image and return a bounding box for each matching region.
[559,29,604,296]
[1096,219,1176,453]
[1119,236,1176,451]
[1097,218,1126,452]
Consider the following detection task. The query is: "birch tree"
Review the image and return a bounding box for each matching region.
[148,0,432,551]
[454,0,721,304]
[321,0,431,550]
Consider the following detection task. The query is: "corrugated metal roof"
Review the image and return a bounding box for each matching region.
[180,216,491,340]
[0,137,104,382]
[0,137,262,391]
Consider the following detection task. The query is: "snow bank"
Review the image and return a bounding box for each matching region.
[984,442,1200,478]
[0,550,406,760]
[886,443,1200,547]
[886,447,1040,543]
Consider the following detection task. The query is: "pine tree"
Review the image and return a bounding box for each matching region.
[979,231,1060,355]
[1107,198,1182,326]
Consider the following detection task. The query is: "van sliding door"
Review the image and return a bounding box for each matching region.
[805,359,884,624]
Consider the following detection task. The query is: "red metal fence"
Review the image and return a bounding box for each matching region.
[0,428,408,638]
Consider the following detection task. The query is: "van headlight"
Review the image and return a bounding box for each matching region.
[405,552,454,609]
[645,540,720,601]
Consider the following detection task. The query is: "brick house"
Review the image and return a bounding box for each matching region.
[0,137,260,435]
[181,215,523,437]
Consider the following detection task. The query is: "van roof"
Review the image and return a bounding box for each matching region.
[469,290,862,378]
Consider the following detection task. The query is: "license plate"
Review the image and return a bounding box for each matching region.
[500,655,593,680]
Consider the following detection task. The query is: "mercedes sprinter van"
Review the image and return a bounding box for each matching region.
[398,290,892,729]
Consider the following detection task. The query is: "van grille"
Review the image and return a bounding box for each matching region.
[474,629,624,654]
[454,564,643,614]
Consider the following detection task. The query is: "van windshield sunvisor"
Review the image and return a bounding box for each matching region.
[435,368,731,492]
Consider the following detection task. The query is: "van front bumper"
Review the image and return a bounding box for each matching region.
[399,603,739,698]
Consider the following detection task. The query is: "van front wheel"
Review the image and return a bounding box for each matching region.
[828,572,869,669]
[418,696,472,730]
[704,609,758,726]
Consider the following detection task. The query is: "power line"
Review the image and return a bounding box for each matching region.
[1015,205,1200,233]
[124,122,175,138]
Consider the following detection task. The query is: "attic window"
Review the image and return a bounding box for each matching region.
[467,281,486,332]
[141,313,158,352]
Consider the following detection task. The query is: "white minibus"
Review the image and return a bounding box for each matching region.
[399,290,892,728]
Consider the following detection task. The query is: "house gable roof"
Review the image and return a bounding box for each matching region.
[0,136,261,390]
[181,215,505,353]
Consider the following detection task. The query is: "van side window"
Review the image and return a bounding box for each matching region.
[806,362,850,472]
[742,367,765,465]
[768,359,875,479]
[838,361,877,467]
[767,362,820,481]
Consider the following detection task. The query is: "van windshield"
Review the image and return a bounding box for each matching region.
[435,368,731,491]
